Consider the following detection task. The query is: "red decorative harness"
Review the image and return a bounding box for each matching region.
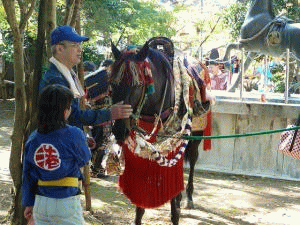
[119,120,185,208]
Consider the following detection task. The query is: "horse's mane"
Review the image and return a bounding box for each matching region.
[110,47,173,88]
[147,48,173,79]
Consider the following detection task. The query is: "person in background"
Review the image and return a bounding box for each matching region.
[231,55,240,74]
[102,59,114,74]
[208,60,229,90]
[39,25,132,130]
[83,61,96,77]
[85,58,115,178]
[23,84,91,224]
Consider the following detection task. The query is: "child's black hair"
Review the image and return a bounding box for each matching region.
[37,84,74,134]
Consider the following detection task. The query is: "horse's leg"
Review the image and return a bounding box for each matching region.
[184,131,201,209]
[134,207,145,225]
[171,198,180,225]
[222,42,242,64]
[228,51,258,92]
[175,192,182,208]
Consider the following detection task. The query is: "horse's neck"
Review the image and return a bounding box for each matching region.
[141,51,174,117]
[246,0,275,19]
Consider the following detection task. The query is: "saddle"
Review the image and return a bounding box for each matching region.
[148,37,174,68]
[84,69,111,110]
[267,16,294,46]
[148,36,210,130]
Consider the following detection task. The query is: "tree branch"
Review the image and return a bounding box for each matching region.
[70,0,82,26]
[19,0,37,32]
[197,16,221,51]
[2,0,19,36]
[64,0,76,25]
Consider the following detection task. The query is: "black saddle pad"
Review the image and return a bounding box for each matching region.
[84,69,109,100]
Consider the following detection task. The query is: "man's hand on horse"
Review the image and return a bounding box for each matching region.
[111,101,133,120]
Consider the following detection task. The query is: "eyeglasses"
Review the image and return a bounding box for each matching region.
[58,42,82,49]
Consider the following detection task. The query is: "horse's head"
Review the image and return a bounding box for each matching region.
[110,42,151,143]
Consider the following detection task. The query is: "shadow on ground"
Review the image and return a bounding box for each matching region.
[83,170,300,225]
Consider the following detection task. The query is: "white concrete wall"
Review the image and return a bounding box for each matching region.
[195,97,300,181]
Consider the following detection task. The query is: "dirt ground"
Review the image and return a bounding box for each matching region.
[1,99,300,225]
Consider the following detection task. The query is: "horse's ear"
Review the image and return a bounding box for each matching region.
[111,41,122,61]
[135,41,149,61]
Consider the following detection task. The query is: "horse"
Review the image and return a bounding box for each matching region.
[109,39,206,225]
[223,0,300,92]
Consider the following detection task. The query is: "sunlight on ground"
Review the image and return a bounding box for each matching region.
[81,196,106,210]
[286,186,300,191]
[244,208,300,225]
[0,210,8,216]
[0,150,10,178]
[0,127,12,132]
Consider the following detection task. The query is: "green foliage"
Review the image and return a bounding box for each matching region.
[0,3,37,63]
[270,62,284,74]
[273,0,300,21]
[127,1,177,45]
[82,44,105,67]
[270,63,285,93]
[222,1,249,41]
[0,30,37,63]
[0,5,10,30]
[81,0,176,46]
[0,31,14,61]
[0,5,13,61]
[270,72,285,93]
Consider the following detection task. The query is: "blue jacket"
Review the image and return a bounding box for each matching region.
[22,126,92,207]
[39,63,111,128]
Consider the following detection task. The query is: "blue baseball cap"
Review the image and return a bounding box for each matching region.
[50,25,90,45]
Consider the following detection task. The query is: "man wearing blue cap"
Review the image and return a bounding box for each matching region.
[39,25,132,127]
[33,25,132,224]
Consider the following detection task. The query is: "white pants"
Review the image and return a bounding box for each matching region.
[33,195,85,225]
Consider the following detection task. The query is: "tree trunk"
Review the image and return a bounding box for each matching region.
[74,0,92,211]
[0,58,7,100]
[64,0,76,25]
[2,0,38,223]
[28,0,48,136]
[10,32,27,225]
[46,0,56,58]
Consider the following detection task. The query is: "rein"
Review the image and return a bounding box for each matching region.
[145,79,169,139]
[130,84,147,123]
[130,79,170,140]
[128,58,192,167]
[111,51,192,168]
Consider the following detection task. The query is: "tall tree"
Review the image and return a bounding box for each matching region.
[81,0,176,46]
[1,0,37,224]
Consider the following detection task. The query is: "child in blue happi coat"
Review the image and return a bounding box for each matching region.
[22,84,91,224]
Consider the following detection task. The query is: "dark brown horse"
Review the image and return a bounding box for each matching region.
[110,40,204,225]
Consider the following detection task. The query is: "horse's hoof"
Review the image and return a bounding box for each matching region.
[185,200,194,209]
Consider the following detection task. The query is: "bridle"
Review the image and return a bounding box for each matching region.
[130,79,169,139]
[111,52,172,140]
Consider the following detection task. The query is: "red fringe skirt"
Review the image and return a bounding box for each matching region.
[118,120,184,208]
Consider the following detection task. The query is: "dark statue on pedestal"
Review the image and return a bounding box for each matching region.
[223,0,300,92]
